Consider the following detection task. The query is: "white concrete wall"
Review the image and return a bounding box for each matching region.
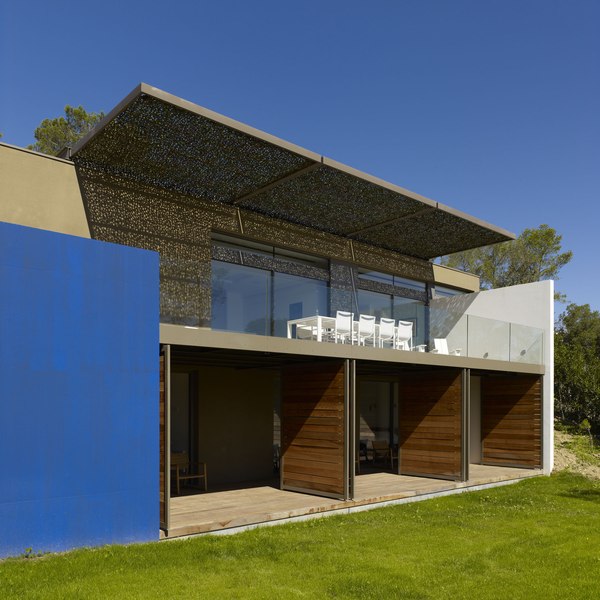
[432,281,554,473]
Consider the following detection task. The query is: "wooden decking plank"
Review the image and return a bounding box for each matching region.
[164,465,542,538]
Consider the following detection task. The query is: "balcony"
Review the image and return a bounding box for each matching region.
[283,311,543,366]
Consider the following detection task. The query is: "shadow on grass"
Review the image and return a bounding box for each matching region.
[559,488,600,503]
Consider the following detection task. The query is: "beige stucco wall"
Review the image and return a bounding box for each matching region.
[0,143,89,238]
[433,263,480,292]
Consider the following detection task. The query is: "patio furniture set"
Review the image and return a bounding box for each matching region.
[287,311,461,355]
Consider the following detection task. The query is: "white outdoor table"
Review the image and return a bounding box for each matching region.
[287,315,336,342]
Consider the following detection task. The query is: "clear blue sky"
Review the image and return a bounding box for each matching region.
[1,1,598,314]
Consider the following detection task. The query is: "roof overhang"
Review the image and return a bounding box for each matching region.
[70,83,515,260]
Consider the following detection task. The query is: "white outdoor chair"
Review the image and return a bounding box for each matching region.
[357,314,376,346]
[378,318,396,348]
[333,311,354,344]
[431,338,461,356]
[396,320,413,350]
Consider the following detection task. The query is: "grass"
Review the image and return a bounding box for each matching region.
[1,473,599,599]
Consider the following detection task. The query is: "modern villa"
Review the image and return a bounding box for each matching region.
[0,84,553,558]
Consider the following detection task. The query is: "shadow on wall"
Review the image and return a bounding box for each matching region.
[429,293,478,340]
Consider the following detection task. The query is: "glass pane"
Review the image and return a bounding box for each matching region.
[357,269,394,285]
[435,285,464,297]
[273,272,329,337]
[393,297,426,347]
[211,260,270,335]
[510,323,544,364]
[393,276,426,291]
[358,289,393,319]
[467,315,510,361]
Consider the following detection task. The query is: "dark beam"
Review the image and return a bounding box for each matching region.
[347,207,437,236]
[231,160,321,205]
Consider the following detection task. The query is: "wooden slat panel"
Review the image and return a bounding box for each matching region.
[399,370,462,480]
[281,361,345,498]
[481,375,542,468]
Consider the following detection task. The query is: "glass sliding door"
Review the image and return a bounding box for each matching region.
[357,289,392,320]
[273,272,329,338]
[393,298,426,347]
[211,261,271,335]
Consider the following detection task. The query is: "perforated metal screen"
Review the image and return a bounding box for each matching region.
[72,84,513,261]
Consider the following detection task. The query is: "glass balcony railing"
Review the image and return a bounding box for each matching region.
[429,313,544,365]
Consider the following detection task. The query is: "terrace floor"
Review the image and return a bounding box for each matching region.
[163,464,542,539]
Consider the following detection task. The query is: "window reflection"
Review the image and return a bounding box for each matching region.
[211,261,270,335]
[358,289,426,346]
[211,261,329,337]
[273,272,329,337]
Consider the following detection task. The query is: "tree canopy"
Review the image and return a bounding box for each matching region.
[28,105,104,156]
[440,224,572,297]
[555,303,600,429]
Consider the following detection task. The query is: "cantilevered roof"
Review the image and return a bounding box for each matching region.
[71,83,514,260]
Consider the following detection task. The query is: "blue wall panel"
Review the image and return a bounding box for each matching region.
[0,222,159,558]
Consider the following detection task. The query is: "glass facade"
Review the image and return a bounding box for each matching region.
[211,235,330,337]
[357,290,426,346]
[211,235,429,346]
[211,261,271,335]
[273,272,329,337]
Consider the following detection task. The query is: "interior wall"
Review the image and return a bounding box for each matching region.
[171,373,190,454]
[358,380,394,444]
[195,366,277,486]
[469,376,482,463]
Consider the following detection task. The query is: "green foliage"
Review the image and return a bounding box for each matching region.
[558,303,600,358]
[441,224,572,298]
[555,303,600,430]
[560,430,599,465]
[28,105,104,156]
[1,474,598,599]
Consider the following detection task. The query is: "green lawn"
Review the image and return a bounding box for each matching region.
[1,473,599,599]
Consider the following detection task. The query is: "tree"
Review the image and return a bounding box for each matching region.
[555,304,600,430]
[28,105,104,156]
[558,303,600,359]
[440,224,572,297]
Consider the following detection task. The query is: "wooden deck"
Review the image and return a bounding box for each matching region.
[164,464,542,538]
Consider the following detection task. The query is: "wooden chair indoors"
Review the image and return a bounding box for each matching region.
[171,451,208,495]
[371,440,394,470]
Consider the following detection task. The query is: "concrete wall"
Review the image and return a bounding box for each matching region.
[195,366,277,485]
[433,263,480,292]
[469,376,482,463]
[431,281,554,473]
[0,222,159,558]
[0,143,89,238]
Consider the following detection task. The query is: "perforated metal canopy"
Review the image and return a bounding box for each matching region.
[71,83,514,260]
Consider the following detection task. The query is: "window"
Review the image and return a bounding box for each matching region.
[357,268,426,292]
[434,285,465,298]
[211,261,271,335]
[211,234,329,337]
